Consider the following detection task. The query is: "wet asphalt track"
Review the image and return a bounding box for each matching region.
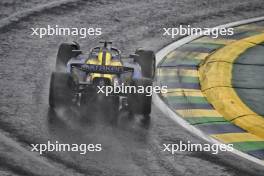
[0,0,264,175]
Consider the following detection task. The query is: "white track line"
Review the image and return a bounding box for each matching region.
[154,16,264,167]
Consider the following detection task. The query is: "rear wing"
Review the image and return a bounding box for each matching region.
[71,64,134,75]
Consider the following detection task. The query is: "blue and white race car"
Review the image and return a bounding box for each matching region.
[49,41,155,122]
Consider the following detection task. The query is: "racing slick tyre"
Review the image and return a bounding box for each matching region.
[56,42,80,71]
[128,78,152,117]
[49,72,73,108]
[135,49,156,79]
[109,96,119,125]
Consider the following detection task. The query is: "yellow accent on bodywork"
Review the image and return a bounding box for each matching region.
[86,50,122,81]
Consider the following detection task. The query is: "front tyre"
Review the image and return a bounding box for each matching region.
[56,42,80,71]
[128,78,152,116]
[135,49,156,79]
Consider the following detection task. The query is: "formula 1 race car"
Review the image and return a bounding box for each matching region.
[49,41,155,122]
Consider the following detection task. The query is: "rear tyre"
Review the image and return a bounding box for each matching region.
[56,42,80,71]
[49,72,73,108]
[128,78,152,117]
[135,49,156,79]
[110,96,119,125]
[79,92,97,120]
